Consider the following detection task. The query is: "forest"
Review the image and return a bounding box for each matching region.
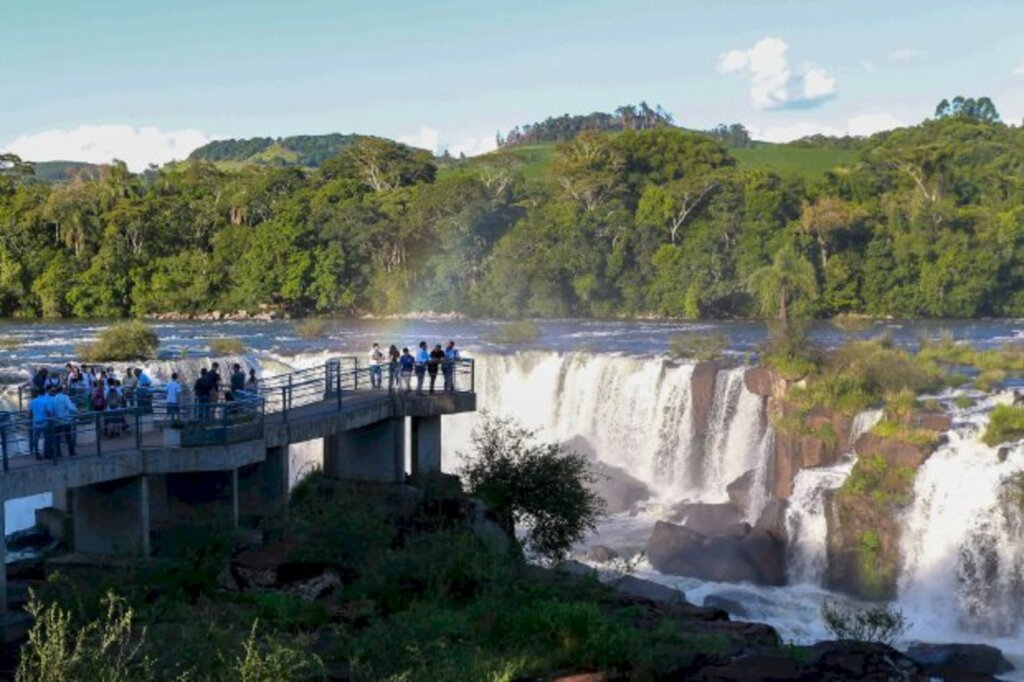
[0,99,1022,320]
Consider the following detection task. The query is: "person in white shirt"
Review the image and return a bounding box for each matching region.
[368,343,385,389]
[49,385,78,458]
[165,372,182,421]
[414,341,430,395]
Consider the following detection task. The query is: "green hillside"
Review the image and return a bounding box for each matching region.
[731,144,860,178]
[29,160,106,182]
[188,133,365,168]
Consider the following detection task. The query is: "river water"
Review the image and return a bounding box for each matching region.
[2,317,1023,665]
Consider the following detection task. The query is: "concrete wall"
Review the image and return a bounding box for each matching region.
[238,445,289,520]
[71,476,149,556]
[324,418,404,483]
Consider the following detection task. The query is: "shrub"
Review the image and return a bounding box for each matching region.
[232,620,323,682]
[17,591,154,682]
[78,321,160,362]
[953,395,975,410]
[759,320,821,380]
[883,388,917,423]
[669,333,729,362]
[870,420,940,448]
[295,318,329,339]
[831,315,874,335]
[0,336,22,350]
[820,600,909,646]
[487,321,540,345]
[975,368,1006,392]
[459,415,604,562]
[982,405,1024,447]
[209,337,247,355]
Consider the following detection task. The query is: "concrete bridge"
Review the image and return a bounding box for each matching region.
[0,357,476,621]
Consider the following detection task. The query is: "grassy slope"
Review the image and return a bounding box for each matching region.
[732,145,860,179]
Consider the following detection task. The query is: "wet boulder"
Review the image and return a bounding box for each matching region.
[744,366,775,397]
[586,545,619,563]
[754,498,789,544]
[691,361,722,439]
[905,642,1014,679]
[727,469,756,513]
[669,501,744,535]
[645,520,786,586]
[612,575,685,604]
[703,593,749,618]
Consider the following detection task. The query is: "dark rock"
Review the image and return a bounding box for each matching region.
[744,366,775,397]
[564,436,652,514]
[997,446,1010,463]
[855,432,931,468]
[289,570,342,602]
[586,545,618,563]
[645,520,786,586]
[754,498,789,544]
[769,403,852,498]
[611,575,685,604]
[727,469,756,512]
[702,593,750,617]
[555,560,596,578]
[905,642,1014,678]
[669,501,744,535]
[739,528,787,586]
[910,412,952,433]
[691,361,722,438]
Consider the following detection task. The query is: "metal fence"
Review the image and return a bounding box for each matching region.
[3,355,474,469]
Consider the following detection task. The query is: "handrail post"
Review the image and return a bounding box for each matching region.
[281,386,288,422]
[470,358,475,393]
[354,358,360,390]
[1,422,8,472]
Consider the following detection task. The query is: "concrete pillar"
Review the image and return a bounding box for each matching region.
[0,501,7,611]
[71,476,150,557]
[324,418,404,483]
[164,471,234,528]
[237,446,290,520]
[411,415,442,477]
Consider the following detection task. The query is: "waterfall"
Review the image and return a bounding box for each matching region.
[898,404,1024,641]
[785,409,881,585]
[445,352,770,503]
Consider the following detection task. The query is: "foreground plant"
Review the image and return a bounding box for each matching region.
[460,414,604,562]
[820,599,910,647]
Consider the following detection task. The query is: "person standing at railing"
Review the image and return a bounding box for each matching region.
[368,343,385,390]
[194,368,215,420]
[230,364,246,395]
[123,367,138,408]
[443,341,460,393]
[210,362,223,401]
[30,367,48,399]
[50,385,77,458]
[245,368,259,396]
[415,341,429,395]
[29,388,54,460]
[165,372,182,422]
[135,368,153,414]
[399,348,415,391]
[388,345,400,388]
[428,344,445,394]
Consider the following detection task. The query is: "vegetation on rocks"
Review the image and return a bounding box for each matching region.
[486,321,540,345]
[294,318,329,339]
[208,337,247,355]
[982,405,1024,447]
[668,332,729,361]
[820,600,910,647]
[77,321,160,362]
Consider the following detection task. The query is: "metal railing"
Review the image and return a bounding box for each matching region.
[0,394,265,471]
[3,355,474,469]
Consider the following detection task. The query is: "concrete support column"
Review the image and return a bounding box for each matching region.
[0,501,7,611]
[71,476,150,557]
[237,446,290,520]
[410,415,442,478]
[324,417,404,483]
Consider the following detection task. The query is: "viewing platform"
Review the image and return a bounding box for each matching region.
[0,357,477,621]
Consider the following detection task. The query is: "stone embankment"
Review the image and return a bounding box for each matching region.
[146,305,287,322]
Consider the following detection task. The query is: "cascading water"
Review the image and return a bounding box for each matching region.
[898,398,1024,648]
[445,353,771,503]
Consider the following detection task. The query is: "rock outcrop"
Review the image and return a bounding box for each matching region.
[645,520,786,586]
[905,642,1014,679]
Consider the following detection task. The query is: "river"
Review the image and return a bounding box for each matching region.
[2,317,1023,668]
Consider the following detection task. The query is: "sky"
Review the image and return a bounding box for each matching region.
[3,0,1024,170]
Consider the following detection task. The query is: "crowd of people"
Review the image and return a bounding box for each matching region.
[22,362,260,460]
[367,340,462,395]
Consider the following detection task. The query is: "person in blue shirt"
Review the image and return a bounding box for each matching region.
[49,385,78,458]
[414,341,430,395]
[29,390,54,460]
[443,341,460,393]
[399,348,415,392]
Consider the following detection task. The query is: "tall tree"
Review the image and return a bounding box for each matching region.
[747,245,818,320]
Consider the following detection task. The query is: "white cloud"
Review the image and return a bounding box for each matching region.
[887,47,927,63]
[718,37,837,110]
[399,125,497,158]
[747,112,905,142]
[860,60,876,72]
[1013,63,1024,75]
[2,124,214,172]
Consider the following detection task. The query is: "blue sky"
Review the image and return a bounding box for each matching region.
[3,0,1024,168]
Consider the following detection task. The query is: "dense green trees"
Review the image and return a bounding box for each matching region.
[0,114,1022,320]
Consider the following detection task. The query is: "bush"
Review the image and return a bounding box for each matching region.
[820,600,909,646]
[209,337,247,355]
[669,333,729,362]
[295,318,329,339]
[78,321,160,362]
[487,321,540,345]
[17,591,154,682]
[0,336,22,350]
[459,415,604,562]
[982,405,1024,447]
[232,621,323,681]
[760,320,821,380]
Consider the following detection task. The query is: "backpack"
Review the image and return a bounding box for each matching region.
[91,386,106,411]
